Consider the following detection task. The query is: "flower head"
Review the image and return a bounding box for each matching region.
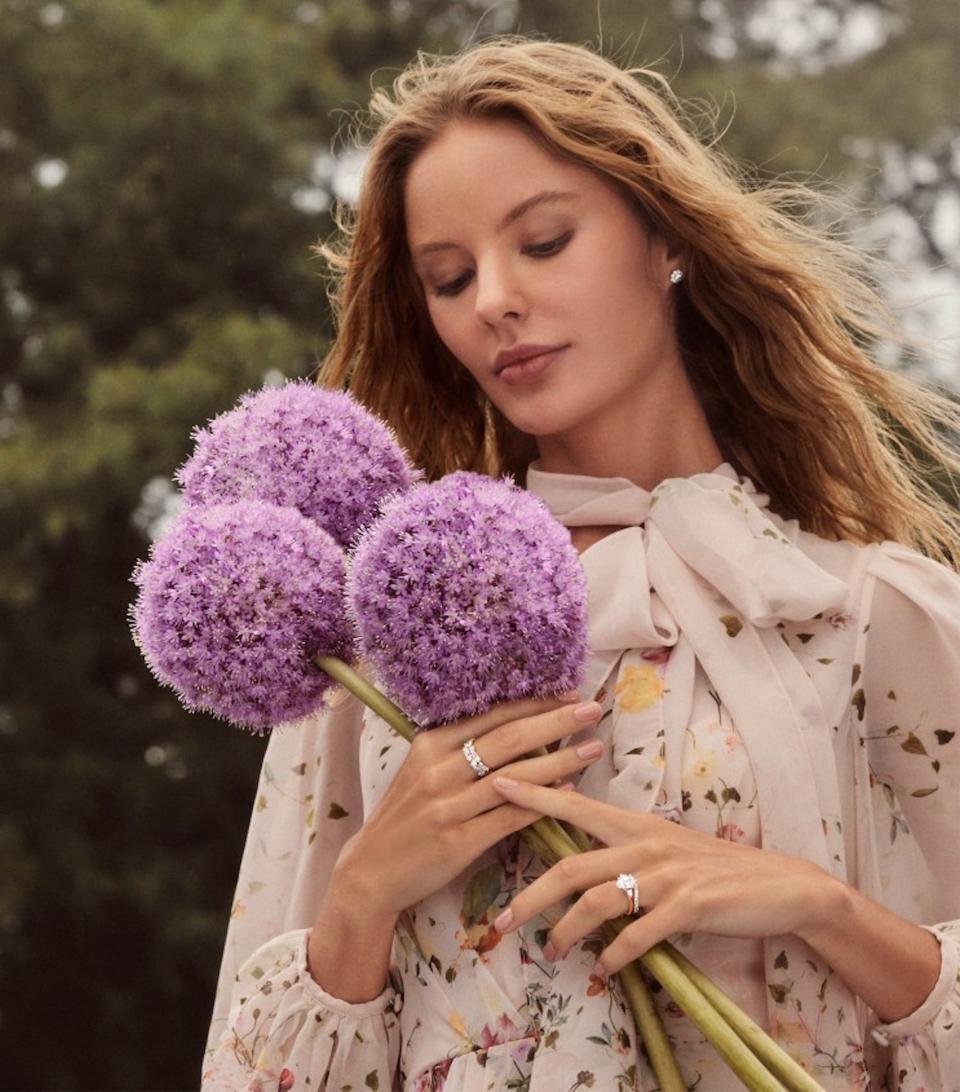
[130,500,352,731]
[176,381,422,548]
[348,471,587,727]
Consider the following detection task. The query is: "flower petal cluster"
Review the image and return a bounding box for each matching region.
[176,381,422,548]
[130,501,352,732]
[349,471,588,727]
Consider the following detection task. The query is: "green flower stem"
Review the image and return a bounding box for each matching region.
[521,821,685,1092]
[538,809,817,1091]
[523,744,602,854]
[635,938,786,1091]
[513,818,551,861]
[315,656,412,731]
[527,812,817,1092]
[534,818,787,1092]
[664,943,824,1092]
[315,656,684,1092]
[616,958,685,1090]
[559,818,594,853]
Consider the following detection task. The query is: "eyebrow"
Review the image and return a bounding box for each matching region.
[411,189,580,258]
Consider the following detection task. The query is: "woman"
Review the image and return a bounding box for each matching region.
[202,37,960,1090]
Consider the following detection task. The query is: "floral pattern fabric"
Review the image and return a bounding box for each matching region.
[202,462,960,1091]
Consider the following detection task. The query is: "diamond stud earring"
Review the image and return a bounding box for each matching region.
[669,268,684,285]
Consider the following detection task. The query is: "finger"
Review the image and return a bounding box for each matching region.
[491,775,649,847]
[437,690,582,751]
[596,902,687,977]
[447,741,604,824]
[459,798,551,858]
[543,878,641,961]
[453,699,604,779]
[494,845,640,935]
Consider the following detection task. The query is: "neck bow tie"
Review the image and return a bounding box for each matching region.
[526,460,850,873]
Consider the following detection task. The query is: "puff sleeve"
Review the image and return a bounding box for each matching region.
[856,541,960,1086]
[201,691,402,1090]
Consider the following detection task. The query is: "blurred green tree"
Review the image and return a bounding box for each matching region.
[0,1,462,1087]
[0,1,955,1088]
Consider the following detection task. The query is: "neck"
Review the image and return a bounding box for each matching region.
[533,365,725,491]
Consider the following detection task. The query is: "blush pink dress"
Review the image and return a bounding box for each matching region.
[202,462,960,1091]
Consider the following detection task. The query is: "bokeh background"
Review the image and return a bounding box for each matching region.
[1,1,957,1088]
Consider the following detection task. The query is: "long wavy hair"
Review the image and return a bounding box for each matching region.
[316,36,960,566]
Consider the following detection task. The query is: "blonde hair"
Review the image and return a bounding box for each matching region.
[316,36,960,566]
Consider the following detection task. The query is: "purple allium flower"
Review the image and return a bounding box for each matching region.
[348,471,588,728]
[176,381,422,549]
[130,500,353,732]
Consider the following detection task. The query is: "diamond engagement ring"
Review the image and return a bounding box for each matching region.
[615,872,641,915]
[462,737,490,778]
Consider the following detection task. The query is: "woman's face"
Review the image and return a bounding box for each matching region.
[404,116,684,443]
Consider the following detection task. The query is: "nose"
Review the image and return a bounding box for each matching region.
[473,255,527,326]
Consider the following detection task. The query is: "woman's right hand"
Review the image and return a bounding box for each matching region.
[307,694,605,1001]
[330,693,605,918]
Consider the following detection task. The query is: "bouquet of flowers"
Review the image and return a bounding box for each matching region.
[130,380,823,1092]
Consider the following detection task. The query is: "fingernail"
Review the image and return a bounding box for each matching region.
[576,739,603,759]
[558,689,581,702]
[558,781,575,791]
[573,701,602,723]
[592,960,608,980]
[493,775,519,790]
[543,940,558,961]
[494,908,514,933]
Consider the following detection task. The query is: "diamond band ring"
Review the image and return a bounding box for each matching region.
[615,872,641,915]
[462,737,490,778]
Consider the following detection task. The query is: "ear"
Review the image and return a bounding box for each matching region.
[651,231,686,285]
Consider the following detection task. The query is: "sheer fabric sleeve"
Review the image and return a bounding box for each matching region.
[201,691,402,1090]
[857,541,960,1084]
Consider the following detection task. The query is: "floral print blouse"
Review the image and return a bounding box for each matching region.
[202,462,960,1091]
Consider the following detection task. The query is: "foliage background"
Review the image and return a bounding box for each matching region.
[1,1,957,1087]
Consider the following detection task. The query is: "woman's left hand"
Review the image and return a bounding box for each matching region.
[490,776,837,977]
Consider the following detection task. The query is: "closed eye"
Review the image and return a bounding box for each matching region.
[525,229,574,257]
[432,230,575,298]
[434,271,472,298]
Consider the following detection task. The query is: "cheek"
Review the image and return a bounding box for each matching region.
[602,272,668,347]
[429,312,464,363]
[429,298,474,344]
[427,305,490,384]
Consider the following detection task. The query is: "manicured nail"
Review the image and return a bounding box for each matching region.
[543,940,558,961]
[573,701,602,723]
[576,739,603,759]
[494,908,514,933]
[494,775,519,790]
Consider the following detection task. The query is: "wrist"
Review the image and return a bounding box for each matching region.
[328,858,400,926]
[309,873,400,1004]
[791,869,944,1023]
[793,866,851,947]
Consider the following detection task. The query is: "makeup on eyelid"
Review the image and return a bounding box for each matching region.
[411,189,582,260]
[427,229,576,298]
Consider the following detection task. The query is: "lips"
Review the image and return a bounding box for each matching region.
[494,343,568,375]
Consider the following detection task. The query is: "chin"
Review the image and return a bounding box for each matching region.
[510,404,595,442]
[496,408,559,439]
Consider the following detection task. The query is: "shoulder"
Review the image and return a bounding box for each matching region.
[765,523,960,681]
[769,511,960,625]
[866,539,960,612]
[858,540,960,666]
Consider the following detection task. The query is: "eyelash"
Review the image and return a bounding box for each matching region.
[432,230,574,298]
